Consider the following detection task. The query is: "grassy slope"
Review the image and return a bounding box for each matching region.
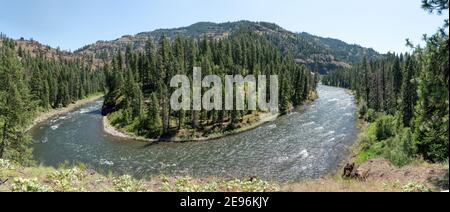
[0,160,278,192]
[1,158,446,192]
[284,160,448,192]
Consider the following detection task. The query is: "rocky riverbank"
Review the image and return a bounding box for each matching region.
[27,94,104,132]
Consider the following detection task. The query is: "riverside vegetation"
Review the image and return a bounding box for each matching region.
[323,0,449,170]
[0,36,105,165]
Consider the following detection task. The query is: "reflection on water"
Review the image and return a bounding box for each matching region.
[31,85,358,182]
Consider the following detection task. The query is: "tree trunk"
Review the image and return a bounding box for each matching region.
[0,122,8,159]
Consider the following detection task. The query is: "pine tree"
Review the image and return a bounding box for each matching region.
[146,93,163,138]
[280,73,291,114]
[99,31,317,138]
[392,57,402,107]
[0,45,32,162]
[322,1,449,163]
[0,36,105,162]
[413,33,449,162]
[362,57,370,103]
[400,56,417,127]
[422,0,449,14]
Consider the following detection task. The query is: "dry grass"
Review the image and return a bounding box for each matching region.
[282,178,404,192]
[282,158,448,192]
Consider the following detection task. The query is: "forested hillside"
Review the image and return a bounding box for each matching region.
[323,0,449,164]
[0,35,105,163]
[298,32,380,64]
[75,21,382,74]
[102,30,318,139]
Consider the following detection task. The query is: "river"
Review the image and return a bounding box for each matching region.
[30,85,358,182]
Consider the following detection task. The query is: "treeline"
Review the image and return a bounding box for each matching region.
[0,36,105,163]
[322,1,449,163]
[102,30,318,139]
[323,53,417,118]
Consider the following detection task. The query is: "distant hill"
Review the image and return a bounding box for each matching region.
[0,37,104,69]
[297,32,381,65]
[73,21,382,74]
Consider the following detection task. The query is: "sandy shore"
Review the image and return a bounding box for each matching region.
[26,94,104,131]
[102,112,280,143]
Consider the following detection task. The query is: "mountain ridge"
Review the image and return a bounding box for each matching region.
[75,21,382,74]
[4,21,382,74]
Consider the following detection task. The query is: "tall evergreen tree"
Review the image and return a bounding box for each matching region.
[400,56,417,127]
[0,45,32,162]
[146,93,163,138]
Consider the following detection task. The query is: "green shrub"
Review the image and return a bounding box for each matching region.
[402,182,432,192]
[160,176,204,192]
[159,177,278,192]
[109,109,134,128]
[221,179,278,192]
[109,110,124,126]
[112,175,147,192]
[47,167,85,192]
[413,113,449,162]
[0,159,15,170]
[11,178,52,192]
[373,115,396,141]
[358,115,416,166]
[2,139,35,166]
[364,109,378,122]
[384,128,416,166]
[358,98,368,119]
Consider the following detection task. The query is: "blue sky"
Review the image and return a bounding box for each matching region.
[0,0,447,53]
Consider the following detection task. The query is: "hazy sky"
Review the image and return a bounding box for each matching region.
[0,0,447,53]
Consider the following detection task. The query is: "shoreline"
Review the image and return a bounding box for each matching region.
[102,91,319,143]
[102,112,280,143]
[26,94,104,132]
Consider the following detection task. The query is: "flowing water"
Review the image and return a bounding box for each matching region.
[30,85,358,182]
